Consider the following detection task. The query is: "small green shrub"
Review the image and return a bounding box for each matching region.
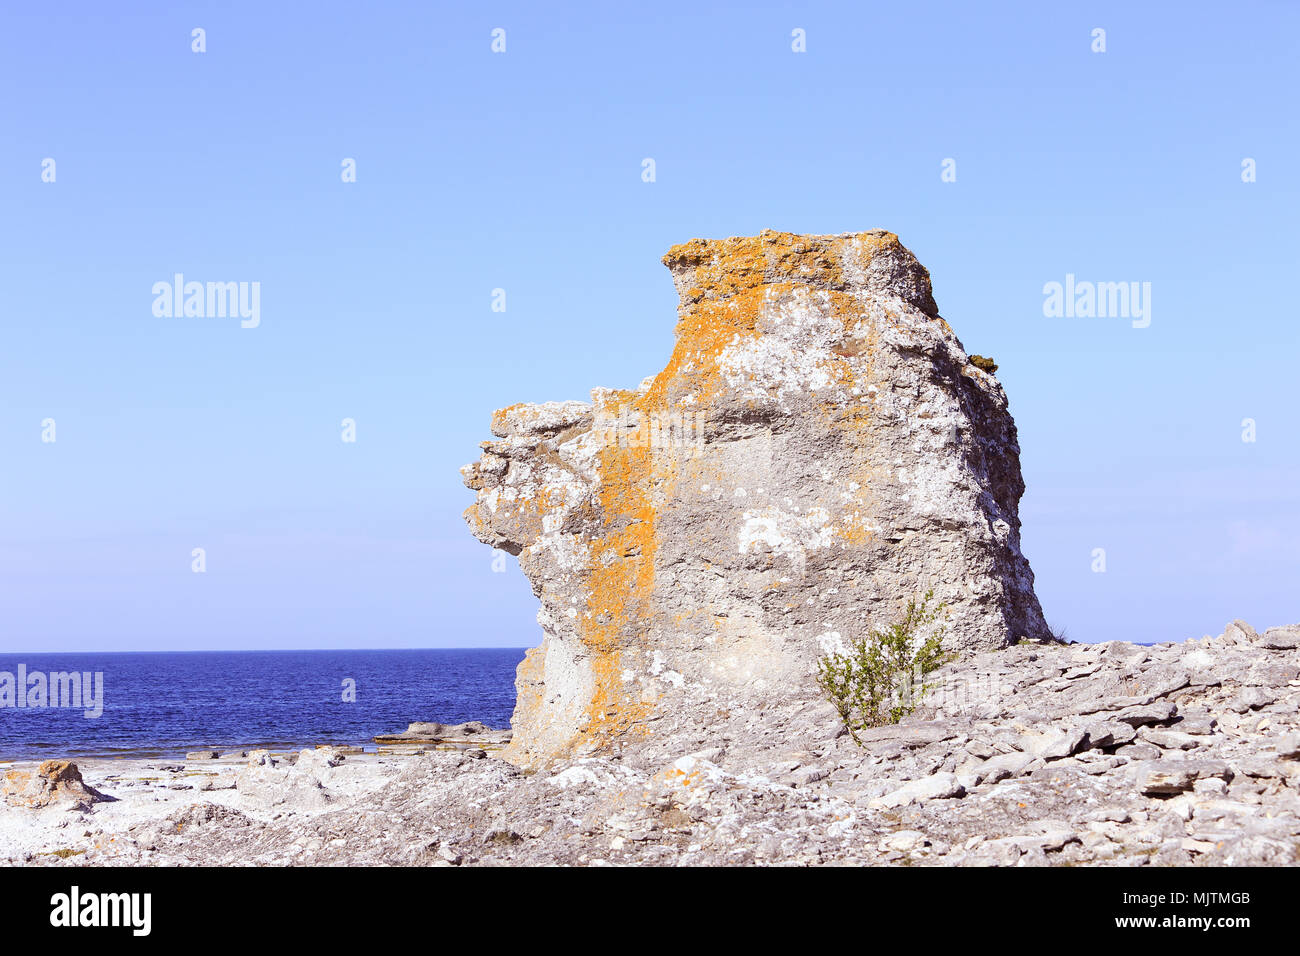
[816,590,955,746]
[969,354,998,374]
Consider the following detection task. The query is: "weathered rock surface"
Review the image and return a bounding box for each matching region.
[2,761,109,811]
[463,230,1050,767]
[7,621,1299,867]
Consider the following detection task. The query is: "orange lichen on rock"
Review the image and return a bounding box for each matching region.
[489,402,527,437]
[662,228,889,303]
[574,388,661,746]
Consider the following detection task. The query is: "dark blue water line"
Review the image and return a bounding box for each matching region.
[0,649,525,761]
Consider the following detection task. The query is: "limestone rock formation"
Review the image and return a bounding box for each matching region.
[463,230,1050,767]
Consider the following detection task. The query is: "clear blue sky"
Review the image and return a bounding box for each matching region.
[2,1,1297,651]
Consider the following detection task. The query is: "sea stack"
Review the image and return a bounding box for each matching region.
[463,230,1051,767]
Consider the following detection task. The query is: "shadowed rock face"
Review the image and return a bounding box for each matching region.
[463,230,1050,768]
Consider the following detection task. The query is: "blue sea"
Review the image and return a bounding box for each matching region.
[0,649,524,762]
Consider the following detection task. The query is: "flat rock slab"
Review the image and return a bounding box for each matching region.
[374,721,512,746]
[869,772,965,809]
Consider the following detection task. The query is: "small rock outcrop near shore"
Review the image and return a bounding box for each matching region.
[2,761,108,811]
[463,230,1050,767]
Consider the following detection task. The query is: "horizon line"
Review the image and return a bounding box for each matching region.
[0,646,533,656]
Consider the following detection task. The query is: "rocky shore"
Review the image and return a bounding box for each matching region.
[4,620,1297,867]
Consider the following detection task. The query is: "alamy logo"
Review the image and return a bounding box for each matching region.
[1042,274,1151,328]
[0,666,103,718]
[50,887,151,936]
[593,405,704,454]
[152,274,260,328]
